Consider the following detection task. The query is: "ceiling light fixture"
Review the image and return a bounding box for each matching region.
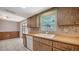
[0,16,8,20]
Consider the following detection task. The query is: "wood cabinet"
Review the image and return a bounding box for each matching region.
[33,36,79,51]
[33,37,52,51]
[33,40,38,50]
[0,32,19,40]
[0,33,1,39]
[27,7,79,26]
[74,46,79,51]
[57,7,79,25]
[0,32,3,40]
[38,42,52,51]
[26,34,79,51]
[2,33,10,39]
[73,8,79,24]
[27,15,40,28]
[27,17,31,27]
[57,7,75,25]
[53,41,79,51]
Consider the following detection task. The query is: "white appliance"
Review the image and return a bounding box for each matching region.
[26,35,33,51]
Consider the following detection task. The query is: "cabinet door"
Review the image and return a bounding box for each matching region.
[10,32,19,38]
[38,43,52,51]
[40,38,52,46]
[33,40,39,51]
[34,37,52,46]
[53,41,75,51]
[33,37,52,51]
[0,32,2,40]
[30,16,36,27]
[27,15,39,28]
[27,17,31,27]
[2,32,10,39]
[73,8,79,24]
[57,7,75,25]
[74,46,79,51]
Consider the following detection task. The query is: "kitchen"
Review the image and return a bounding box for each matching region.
[0,0,79,59]
[21,7,79,51]
[0,7,79,51]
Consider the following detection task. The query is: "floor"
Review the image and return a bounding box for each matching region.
[0,38,29,51]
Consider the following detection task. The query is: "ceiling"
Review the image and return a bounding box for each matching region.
[0,7,51,22]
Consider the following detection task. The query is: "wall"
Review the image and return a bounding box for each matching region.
[56,25,79,37]
[21,7,79,38]
[29,8,79,36]
[56,7,79,37]
[0,20,20,32]
[0,20,20,40]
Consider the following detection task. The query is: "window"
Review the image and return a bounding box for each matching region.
[40,11,57,32]
[22,23,28,34]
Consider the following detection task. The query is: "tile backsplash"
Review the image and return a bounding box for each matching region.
[58,25,79,34]
[28,27,40,33]
[28,25,79,35]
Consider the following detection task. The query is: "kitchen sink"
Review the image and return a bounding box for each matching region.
[34,33,55,39]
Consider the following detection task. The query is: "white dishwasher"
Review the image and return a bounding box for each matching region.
[26,35,33,51]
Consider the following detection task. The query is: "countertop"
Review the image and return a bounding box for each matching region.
[25,33,79,46]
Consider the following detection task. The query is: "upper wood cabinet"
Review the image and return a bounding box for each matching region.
[73,8,79,24]
[57,7,75,25]
[27,15,40,28]
[27,8,79,26]
[57,7,79,25]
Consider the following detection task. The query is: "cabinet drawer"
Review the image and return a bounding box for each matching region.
[33,37,52,46]
[33,37,39,41]
[53,41,75,51]
[74,46,79,51]
[33,40,52,51]
[38,43,52,51]
[53,48,62,51]
[40,38,52,46]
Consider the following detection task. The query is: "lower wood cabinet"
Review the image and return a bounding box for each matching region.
[40,43,52,51]
[33,37,52,51]
[74,46,79,51]
[53,41,79,51]
[33,40,38,51]
[26,35,79,51]
[38,43,52,51]
[0,32,19,40]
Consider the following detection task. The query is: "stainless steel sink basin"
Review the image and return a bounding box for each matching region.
[34,33,55,39]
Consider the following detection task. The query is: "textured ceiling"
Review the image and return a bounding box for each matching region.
[0,7,51,22]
